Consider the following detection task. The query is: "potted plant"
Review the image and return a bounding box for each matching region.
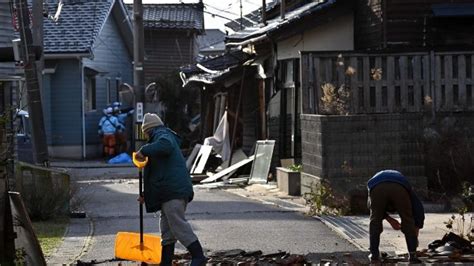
[276,164,302,196]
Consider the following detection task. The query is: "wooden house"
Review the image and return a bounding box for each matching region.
[42,0,133,159]
[128,3,205,84]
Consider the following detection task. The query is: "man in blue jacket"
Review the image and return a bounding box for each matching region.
[135,113,206,266]
[367,170,425,264]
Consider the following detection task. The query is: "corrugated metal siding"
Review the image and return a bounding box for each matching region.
[49,60,82,145]
[83,12,133,145]
[0,2,14,75]
[355,0,383,50]
[144,29,194,83]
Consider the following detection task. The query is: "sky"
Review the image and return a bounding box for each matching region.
[123,0,267,32]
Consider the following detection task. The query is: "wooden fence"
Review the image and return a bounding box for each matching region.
[301,51,474,114]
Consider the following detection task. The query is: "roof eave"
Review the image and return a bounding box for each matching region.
[44,52,91,59]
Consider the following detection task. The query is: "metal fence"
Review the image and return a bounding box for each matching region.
[301,51,474,114]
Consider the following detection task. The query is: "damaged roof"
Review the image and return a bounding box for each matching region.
[127,3,204,31]
[180,50,254,86]
[226,0,338,43]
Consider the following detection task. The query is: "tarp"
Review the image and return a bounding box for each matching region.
[204,111,231,161]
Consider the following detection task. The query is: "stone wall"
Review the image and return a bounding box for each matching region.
[300,113,427,196]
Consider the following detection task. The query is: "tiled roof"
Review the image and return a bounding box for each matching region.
[197,29,226,53]
[227,0,336,42]
[44,0,112,53]
[127,4,204,31]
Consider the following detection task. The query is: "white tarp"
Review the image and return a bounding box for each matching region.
[204,111,231,161]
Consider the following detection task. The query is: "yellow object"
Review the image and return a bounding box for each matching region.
[132,152,148,169]
[114,232,162,264]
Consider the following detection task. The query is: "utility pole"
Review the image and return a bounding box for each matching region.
[262,0,267,26]
[32,0,44,98]
[240,0,243,30]
[133,0,145,149]
[16,0,49,166]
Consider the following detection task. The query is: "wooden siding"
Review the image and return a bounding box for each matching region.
[354,0,383,50]
[301,51,474,114]
[0,2,14,75]
[48,60,82,145]
[356,0,474,49]
[144,29,196,83]
[83,12,133,145]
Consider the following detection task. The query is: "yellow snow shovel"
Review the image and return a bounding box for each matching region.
[114,152,162,264]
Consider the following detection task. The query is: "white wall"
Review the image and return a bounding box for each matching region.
[276,14,354,60]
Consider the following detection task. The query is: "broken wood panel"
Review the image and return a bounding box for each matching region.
[458,55,467,109]
[201,157,254,183]
[413,56,422,111]
[399,56,408,111]
[444,55,454,110]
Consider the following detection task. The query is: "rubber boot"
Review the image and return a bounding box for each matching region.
[369,233,381,263]
[187,240,208,266]
[405,235,421,264]
[160,243,175,266]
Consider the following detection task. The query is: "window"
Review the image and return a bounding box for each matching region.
[84,72,97,111]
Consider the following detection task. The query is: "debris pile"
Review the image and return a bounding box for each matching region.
[174,250,309,265]
[419,232,474,263]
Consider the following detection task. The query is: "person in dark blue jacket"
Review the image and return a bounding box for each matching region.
[135,113,206,266]
[367,170,425,263]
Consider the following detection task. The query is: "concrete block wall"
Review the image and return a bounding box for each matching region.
[301,113,427,195]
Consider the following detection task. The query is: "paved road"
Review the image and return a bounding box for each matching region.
[72,178,362,263]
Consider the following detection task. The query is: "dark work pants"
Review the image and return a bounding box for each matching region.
[368,182,417,256]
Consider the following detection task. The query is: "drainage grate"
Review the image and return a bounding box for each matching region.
[320,216,369,239]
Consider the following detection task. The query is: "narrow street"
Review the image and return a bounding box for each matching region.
[62,175,366,264]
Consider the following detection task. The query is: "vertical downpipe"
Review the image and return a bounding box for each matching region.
[80,60,86,159]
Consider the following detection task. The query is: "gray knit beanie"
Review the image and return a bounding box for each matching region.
[142,113,163,134]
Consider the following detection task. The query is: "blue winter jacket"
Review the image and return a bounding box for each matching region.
[117,113,129,126]
[139,126,194,213]
[367,170,425,229]
[98,115,120,134]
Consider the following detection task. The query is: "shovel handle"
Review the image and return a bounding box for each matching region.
[139,170,144,244]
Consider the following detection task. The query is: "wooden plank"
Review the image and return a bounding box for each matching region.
[435,55,442,111]
[350,57,358,113]
[325,58,333,84]
[444,55,453,109]
[399,56,408,111]
[423,55,431,101]
[387,56,395,112]
[458,55,467,109]
[471,55,474,109]
[313,57,320,114]
[201,157,254,183]
[301,54,310,113]
[375,57,383,112]
[363,56,370,112]
[413,56,422,111]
